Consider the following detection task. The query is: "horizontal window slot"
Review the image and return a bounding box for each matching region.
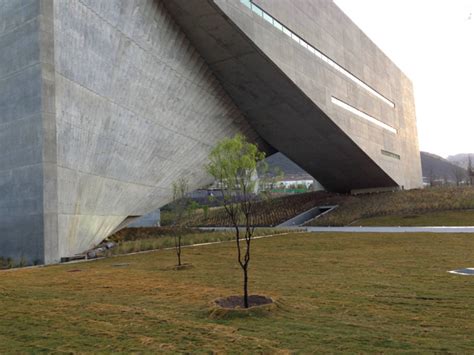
[240,0,395,109]
[331,97,397,134]
[381,149,401,160]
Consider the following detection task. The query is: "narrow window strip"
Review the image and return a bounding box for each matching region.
[240,0,396,109]
[381,150,401,160]
[331,97,397,134]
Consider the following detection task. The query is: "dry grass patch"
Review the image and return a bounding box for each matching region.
[308,186,474,226]
[167,191,347,227]
[1,233,474,352]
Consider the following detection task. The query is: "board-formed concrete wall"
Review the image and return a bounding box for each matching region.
[1,0,263,264]
[1,0,422,264]
[0,0,55,264]
[51,0,268,262]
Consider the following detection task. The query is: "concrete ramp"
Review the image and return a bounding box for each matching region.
[278,206,338,227]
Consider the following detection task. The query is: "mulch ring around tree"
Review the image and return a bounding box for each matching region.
[209,295,277,319]
[174,263,194,271]
[216,295,273,308]
[162,263,194,271]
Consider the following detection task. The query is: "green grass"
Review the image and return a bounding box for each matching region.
[2,232,474,352]
[308,186,474,226]
[354,209,474,226]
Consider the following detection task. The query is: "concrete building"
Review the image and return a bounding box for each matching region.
[0,0,422,264]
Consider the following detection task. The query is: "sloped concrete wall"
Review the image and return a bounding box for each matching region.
[219,0,422,190]
[51,0,262,260]
[250,0,421,190]
[166,0,422,192]
[1,0,263,264]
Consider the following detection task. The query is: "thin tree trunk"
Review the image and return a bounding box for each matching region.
[242,196,253,309]
[175,234,182,267]
[243,266,249,308]
[178,235,181,266]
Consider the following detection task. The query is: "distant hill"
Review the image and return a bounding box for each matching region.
[447,153,474,170]
[265,152,313,180]
[421,151,467,184]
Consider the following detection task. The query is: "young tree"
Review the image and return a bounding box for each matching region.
[469,155,474,186]
[207,134,266,308]
[171,177,189,267]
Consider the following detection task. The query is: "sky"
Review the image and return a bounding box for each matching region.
[334,0,474,158]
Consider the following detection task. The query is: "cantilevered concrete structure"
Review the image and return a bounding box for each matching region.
[0,0,422,264]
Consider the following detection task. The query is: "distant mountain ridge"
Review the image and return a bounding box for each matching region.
[420,151,467,183]
[265,152,313,180]
[447,153,474,170]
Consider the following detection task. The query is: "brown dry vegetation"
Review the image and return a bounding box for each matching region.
[1,232,474,352]
[178,191,346,227]
[172,187,474,228]
[307,186,474,226]
[106,228,294,256]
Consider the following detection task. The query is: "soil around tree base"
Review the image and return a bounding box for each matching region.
[209,295,276,319]
[174,263,193,271]
[162,263,194,271]
[215,295,273,309]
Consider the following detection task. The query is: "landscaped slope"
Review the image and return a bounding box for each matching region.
[178,192,346,227]
[307,187,474,226]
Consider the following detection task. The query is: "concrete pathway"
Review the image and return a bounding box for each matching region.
[304,226,474,233]
[449,268,474,275]
[200,226,474,233]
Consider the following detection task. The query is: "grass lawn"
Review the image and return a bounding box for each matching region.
[1,232,474,352]
[354,210,474,227]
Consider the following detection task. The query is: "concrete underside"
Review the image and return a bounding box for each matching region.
[0,0,422,264]
[165,0,422,192]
